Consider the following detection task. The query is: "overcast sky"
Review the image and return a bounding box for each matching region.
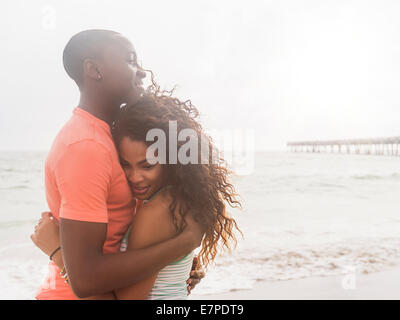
[1,0,400,151]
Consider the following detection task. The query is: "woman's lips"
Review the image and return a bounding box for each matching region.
[131,185,150,195]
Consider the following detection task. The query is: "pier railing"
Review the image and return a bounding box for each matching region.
[287,137,400,156]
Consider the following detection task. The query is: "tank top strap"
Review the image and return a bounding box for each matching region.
[146,185,174,202]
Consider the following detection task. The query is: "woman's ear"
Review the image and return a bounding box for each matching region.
[83,58,102,81]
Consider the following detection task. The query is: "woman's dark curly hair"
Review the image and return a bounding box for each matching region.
[112,72,242,268]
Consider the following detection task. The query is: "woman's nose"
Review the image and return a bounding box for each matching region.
[128,170,144,184]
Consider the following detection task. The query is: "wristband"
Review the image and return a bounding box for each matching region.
[49,246,61,261]
[60,266,69,283]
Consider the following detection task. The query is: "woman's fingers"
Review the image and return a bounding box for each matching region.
[41,211,52,219]
[190,269,205,280]
[39,212,56,225]
[37,212,50,227]
[37,212,58,227]
[30,231,39,245]
[33,212,56,243]
[186,268,205,294]
[188,278,200,286]
[52,216,59,226]
[40,211,59,226]
[191,256,199,270]
[186,278,201,294]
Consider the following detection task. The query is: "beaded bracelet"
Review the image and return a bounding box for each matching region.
[60,266,69,283]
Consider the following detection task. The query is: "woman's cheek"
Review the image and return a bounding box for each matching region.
[149,166,163,184]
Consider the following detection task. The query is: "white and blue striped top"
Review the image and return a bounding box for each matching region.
[147,251,194,300]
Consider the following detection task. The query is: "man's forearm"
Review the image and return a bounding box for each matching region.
[69,232,194,298]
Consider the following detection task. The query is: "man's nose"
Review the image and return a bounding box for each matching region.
[136,68,146,79]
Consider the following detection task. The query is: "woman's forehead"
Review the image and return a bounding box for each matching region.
[120,137,147,155]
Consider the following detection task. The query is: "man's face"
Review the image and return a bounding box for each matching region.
[99,34,146,104]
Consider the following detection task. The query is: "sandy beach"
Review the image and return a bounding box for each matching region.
[190,263,400,300]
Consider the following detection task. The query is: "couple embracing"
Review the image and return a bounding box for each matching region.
[31,29,241,300]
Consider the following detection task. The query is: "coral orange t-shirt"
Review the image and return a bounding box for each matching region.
[36,107,134,300]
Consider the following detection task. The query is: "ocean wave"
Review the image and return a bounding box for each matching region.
[351,173,400,181]
[250,238,400,278]
[0,220,37,229]
[195,237,400,295]
[308,182,347,189]
[0,185,30,190]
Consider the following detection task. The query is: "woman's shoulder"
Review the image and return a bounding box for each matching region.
[141,187,174,216]
[131,187,178,241]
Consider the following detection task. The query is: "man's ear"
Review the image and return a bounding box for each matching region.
[83,58,102,81]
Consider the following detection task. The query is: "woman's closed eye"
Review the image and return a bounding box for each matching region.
[120,159,131,168]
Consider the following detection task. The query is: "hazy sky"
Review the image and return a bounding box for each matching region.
[1,0,400,151]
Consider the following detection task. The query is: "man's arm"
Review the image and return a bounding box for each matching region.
[60,216,201,298]
[31,211,204,299]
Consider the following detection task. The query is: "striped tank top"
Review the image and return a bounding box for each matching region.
[120,186,193,300]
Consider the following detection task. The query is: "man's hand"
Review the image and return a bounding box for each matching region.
[186,256,205,295]
[30,211,60,257]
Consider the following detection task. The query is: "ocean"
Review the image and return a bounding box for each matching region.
[0,151,399,299]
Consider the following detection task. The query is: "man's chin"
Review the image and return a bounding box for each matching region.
[123,89,142,106]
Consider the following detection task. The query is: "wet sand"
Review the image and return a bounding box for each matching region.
[190,263,400,300]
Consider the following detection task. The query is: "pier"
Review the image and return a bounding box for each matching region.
[287,136,400,156]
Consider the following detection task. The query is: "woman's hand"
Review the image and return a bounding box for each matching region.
[30,211,61,257]
[182,214,206,294]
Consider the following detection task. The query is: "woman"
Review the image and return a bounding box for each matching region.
[33,86,242,299]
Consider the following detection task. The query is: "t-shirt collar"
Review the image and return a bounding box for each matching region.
[73,107,111,134]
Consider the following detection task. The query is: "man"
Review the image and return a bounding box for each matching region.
[31,30,204,299]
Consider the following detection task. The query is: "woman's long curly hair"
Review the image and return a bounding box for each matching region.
[112,72,242,268]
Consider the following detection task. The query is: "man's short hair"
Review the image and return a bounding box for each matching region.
[63,29,119,88]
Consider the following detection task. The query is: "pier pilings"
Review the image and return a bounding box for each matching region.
[287,137,400,156]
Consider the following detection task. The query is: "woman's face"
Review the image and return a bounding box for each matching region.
[118,136,166,200]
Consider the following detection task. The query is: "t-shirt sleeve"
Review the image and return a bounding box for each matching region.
[54,140,112,223]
